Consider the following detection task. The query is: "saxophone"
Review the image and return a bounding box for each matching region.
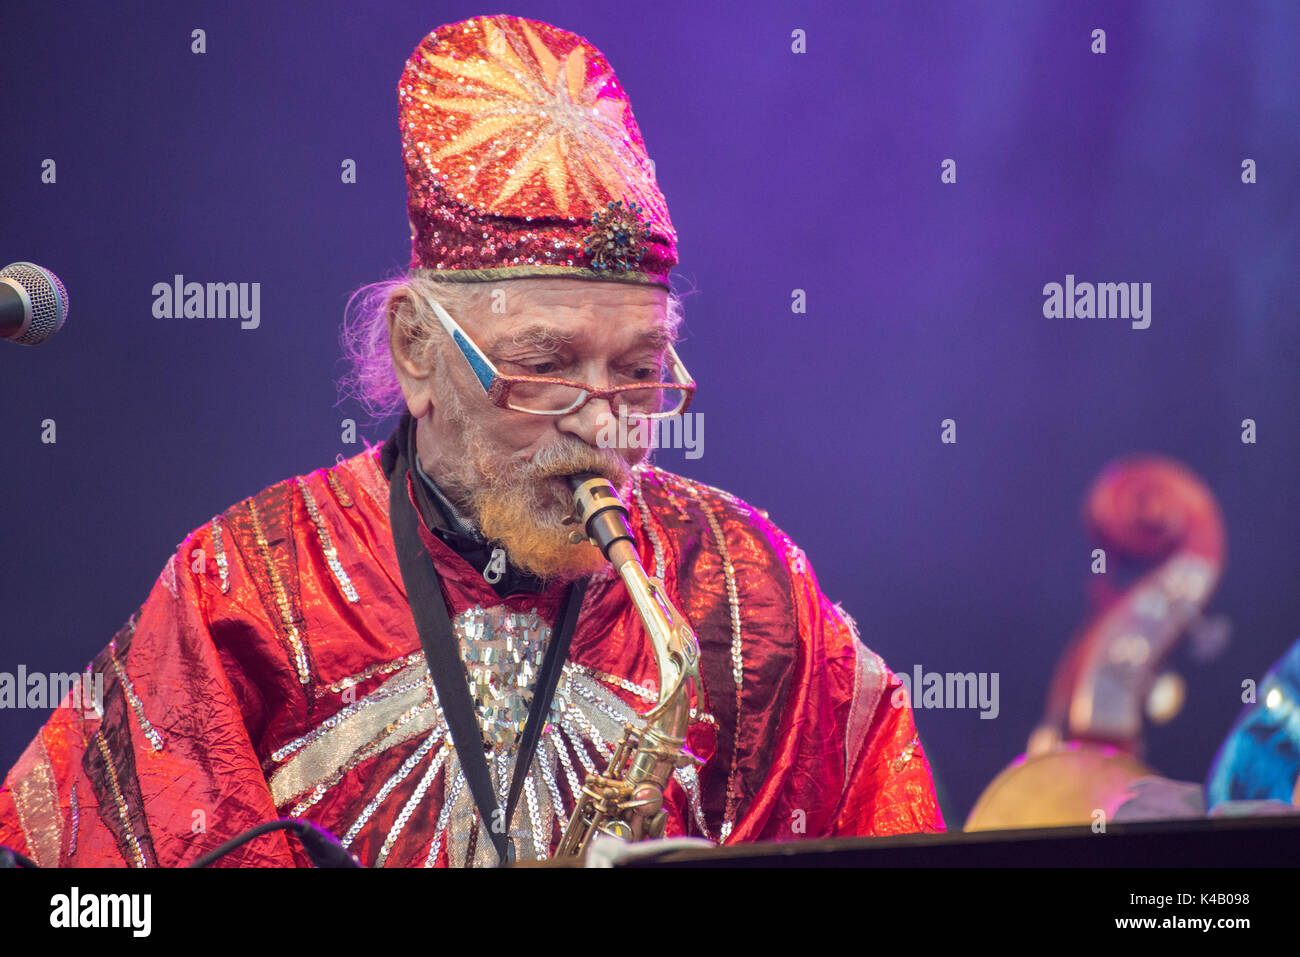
[555,472,703,858]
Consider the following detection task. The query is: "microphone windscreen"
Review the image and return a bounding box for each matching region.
[1,261,68,346]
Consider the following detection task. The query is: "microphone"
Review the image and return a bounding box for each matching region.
[1,261,69,345]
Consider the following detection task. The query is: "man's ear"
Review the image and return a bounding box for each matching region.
[387,290,433,381]
[387,290,436,420]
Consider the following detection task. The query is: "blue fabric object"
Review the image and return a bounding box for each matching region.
[1206,636,1300,806]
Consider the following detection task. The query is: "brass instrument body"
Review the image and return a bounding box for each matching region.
[555,476,703,859]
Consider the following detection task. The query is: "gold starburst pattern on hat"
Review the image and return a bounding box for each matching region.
[407,17,666,223]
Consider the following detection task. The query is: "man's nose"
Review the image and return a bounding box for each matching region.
[557,393,618,449]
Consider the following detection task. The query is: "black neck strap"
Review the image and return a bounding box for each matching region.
[388,446,586,865]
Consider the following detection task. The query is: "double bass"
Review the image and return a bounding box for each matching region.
[966,455,1225,830]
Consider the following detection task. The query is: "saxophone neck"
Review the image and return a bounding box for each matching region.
[611,550,701,708]
[567,472,701,705]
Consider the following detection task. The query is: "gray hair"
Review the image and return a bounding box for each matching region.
[337,273,688,421]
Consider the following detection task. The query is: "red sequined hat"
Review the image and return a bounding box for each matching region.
[399,15,677,288]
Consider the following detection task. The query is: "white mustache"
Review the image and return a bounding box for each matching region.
[525,441,634,486]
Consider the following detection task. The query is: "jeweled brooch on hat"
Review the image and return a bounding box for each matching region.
[582,199,649,272]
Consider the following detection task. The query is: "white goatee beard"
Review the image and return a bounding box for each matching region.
[429,387,646,583]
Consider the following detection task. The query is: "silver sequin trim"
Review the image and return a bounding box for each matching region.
[160,553,178,599]
[534,736,567,831]
[247,499,312,686]
[109,631,164,752]
[632,467,666,579]
[841,610,886,778]
[285,697,439,816]
[377,739,450,866]
[211,516,231,593]
[325,652,425,695]
[523,773,547,861]
[680,477,745,842]
[297,476,360,603]
[263,641,724,863]
[567,662,717,727]
[424,753,466,867]
[68,780,79,858]
[547,727,583,800]
[82,663,103,720]
[341,732,442,848]
[270,669,431,764]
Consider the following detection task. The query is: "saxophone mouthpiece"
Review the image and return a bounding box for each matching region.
[566,472,634,560]
[566,471,601,494]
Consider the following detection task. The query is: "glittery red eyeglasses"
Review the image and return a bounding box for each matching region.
[423,294,696,419]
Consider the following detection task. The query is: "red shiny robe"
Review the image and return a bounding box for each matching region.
[0,447,944,866]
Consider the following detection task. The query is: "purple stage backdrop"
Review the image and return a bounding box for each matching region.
[2,0,1298,830]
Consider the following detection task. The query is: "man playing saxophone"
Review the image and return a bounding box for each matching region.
[0,14,943,867]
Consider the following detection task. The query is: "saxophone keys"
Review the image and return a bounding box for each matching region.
[599,820,634,841]
[645,808,669,840]
[675,750,703,769]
